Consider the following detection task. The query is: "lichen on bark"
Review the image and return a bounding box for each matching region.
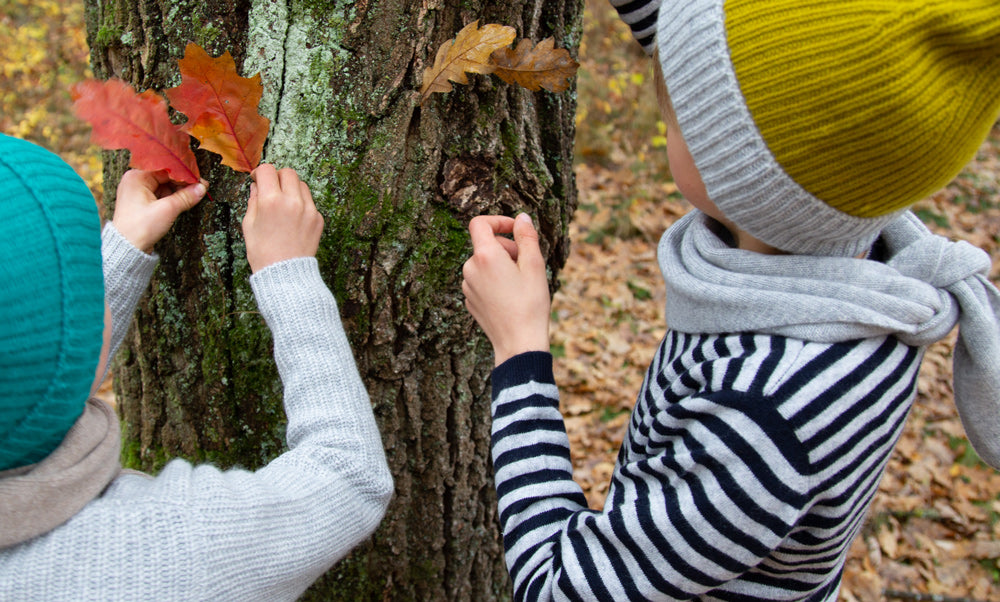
[86,0,581,598]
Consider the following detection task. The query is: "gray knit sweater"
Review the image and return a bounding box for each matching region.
[0,225,393,600]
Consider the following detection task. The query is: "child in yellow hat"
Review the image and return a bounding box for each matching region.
[462,1,1000,599]
[0,135,392,599]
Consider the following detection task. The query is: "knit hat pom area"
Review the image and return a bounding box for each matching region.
[0,135,104,472]
[649,0,1000,256]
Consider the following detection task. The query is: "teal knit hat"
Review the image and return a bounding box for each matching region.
[0,134,104,471]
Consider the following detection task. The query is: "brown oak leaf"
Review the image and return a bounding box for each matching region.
[491,37,579,93]
[420,21,516,103]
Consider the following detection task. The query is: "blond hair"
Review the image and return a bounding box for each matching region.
[652,52,677,129]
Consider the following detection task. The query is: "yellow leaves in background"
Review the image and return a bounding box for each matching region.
[420,21,579,103]
[573,3,665,172]
[1,0,101,200]
[651,122,667,149]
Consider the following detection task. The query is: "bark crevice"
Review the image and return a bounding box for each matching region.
[85,0,582,598]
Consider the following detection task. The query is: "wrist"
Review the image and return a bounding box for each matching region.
[111,219,155,254]
[493,337,549,367]
[107,221,155,256]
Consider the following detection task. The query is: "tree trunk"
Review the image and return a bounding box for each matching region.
[84,0,580,599]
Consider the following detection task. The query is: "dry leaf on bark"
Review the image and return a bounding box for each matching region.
[420,21,579,102]
[492,38,579,93]
[420,21,516,103]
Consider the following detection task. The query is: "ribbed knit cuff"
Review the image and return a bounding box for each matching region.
[250,257,329,310]
[248,257,330,327]
[101,223,158,295]
[101,223,158,365]
[490,351,554,399]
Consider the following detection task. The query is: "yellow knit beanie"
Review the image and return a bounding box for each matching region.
[614,0,1000,256]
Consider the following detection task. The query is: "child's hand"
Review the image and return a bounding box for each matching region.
[462,213,551,366]
[243,164,324,273]
[112,169,207,253]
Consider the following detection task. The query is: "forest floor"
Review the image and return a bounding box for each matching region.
[562,3,1000,601]
[3,0,999,600]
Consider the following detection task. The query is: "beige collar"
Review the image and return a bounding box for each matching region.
[0,398,121,548]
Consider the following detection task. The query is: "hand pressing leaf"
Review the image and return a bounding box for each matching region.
[165,43,269,173]
[71,78,200,184]
[71,43,269,195]
[492,38,579,93]
[420,21,516,103]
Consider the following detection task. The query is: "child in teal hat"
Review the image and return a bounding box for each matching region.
[0,134,392,599]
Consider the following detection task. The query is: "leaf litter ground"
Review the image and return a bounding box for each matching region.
[564,2,1000,600]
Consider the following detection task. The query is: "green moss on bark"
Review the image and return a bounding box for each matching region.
[95,0,580,597]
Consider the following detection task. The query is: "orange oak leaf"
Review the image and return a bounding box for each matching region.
[420,21,517,103]
[491,37,579,93]
[71,78,200,184]
[165,42,269,173]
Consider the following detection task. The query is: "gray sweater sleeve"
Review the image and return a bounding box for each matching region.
[0,243,394,601]
[100,223,158,372]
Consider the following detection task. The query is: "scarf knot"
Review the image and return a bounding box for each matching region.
[889,229,990,290]
[659,210,1000,469]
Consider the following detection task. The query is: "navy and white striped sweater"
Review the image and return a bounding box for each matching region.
[491,330,922,601]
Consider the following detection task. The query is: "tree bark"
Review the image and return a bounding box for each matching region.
[84,0,581,599]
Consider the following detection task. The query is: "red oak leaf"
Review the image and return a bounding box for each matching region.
[165,42,269,173]
[71,78,201,184]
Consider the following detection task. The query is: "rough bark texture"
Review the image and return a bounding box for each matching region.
[84,0,581,599]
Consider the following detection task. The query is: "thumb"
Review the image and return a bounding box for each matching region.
[513,213,542,267]
[164,180,207,215]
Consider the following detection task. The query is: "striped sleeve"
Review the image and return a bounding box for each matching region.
[490,352,592,600]
[490,332,923,601]
[490,351,812,601]
[609,0,660,54]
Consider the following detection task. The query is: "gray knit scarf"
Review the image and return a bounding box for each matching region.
[659,210,1000,468]
[0,398,121,548]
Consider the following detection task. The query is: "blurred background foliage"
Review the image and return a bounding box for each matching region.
[1,0,103,202]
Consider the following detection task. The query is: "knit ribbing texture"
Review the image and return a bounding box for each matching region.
[613,0,1000,255]
[0,135,104,471]
[726,0,1000,218]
